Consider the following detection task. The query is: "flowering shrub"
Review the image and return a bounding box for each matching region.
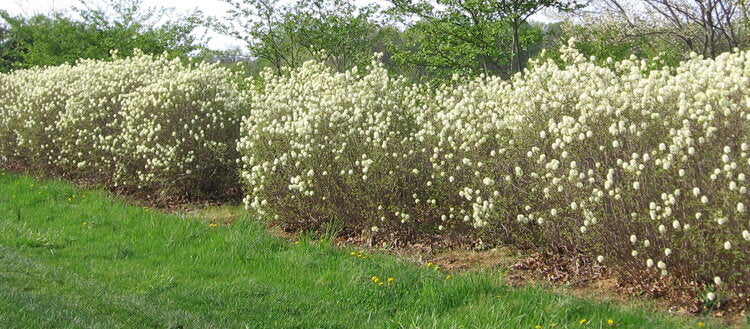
[114,62,247,196]
[237,60,459,236]
[0,52,248,197]
[240,42,750,300]
[2,41,750,302]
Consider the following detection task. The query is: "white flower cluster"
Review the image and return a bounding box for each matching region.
[0,51,248,196]
[239,42,750,296]
[2,41,748,297]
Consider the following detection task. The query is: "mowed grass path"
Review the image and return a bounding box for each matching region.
[0,171,721,329]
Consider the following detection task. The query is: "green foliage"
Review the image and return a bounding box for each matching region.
[0,16,25,72]
[72,0,205,58]
[385,0,585,80]
[390,19,549,83]
[389,13,514,81]
[0,172,722,328]
[542,20,685,68]
[0,0,204,70]
[0,12,94,70]
[220,0,381,72]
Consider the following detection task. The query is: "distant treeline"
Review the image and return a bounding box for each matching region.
[2,0,749,83]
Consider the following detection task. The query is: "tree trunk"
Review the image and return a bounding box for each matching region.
[512,22,523,73]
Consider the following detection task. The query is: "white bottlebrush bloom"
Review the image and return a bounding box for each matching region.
[6,42,750,297]
[714,276,722,285]
[646,259,654,268]
[724,241,732,250]
[707,292,716,301]
[737,202,746,213]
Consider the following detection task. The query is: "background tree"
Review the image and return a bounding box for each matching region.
[0,0,205,70]
[219,0,382,72]
[387,0,585,77]
[74,0,206,57]
[545,17,684,67]
[0,11,29,72]
[564,0,750,59]
[386,5,518,80]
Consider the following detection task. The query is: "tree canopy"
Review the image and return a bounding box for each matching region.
[0,0,205,71]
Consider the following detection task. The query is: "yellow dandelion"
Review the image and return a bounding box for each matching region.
[608,319,614,326]
[350,251,357,256]
[378,282,384,286]
[371,276,380,283]
[579,318,587,324]
[550,324,557,327]
[535,325,542,329]
[209,223,218,227]
[293,241,300,245]
[387,277,394,282]
[427,262,434,267]
[698,322,706,328]
[445,275,453,280]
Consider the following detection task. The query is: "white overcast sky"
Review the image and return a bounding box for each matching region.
[2,0,552,50]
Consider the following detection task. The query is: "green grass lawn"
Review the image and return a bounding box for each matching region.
[0,170,725,328]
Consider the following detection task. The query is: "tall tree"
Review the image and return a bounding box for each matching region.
[0,0,205,69]
[388,0,585,74]
[74,0,206,58]
[0,11,26,72]
[572,0,750,58]
[219,0,381,72]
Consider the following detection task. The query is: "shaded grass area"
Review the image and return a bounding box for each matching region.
[0,171,723,328]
